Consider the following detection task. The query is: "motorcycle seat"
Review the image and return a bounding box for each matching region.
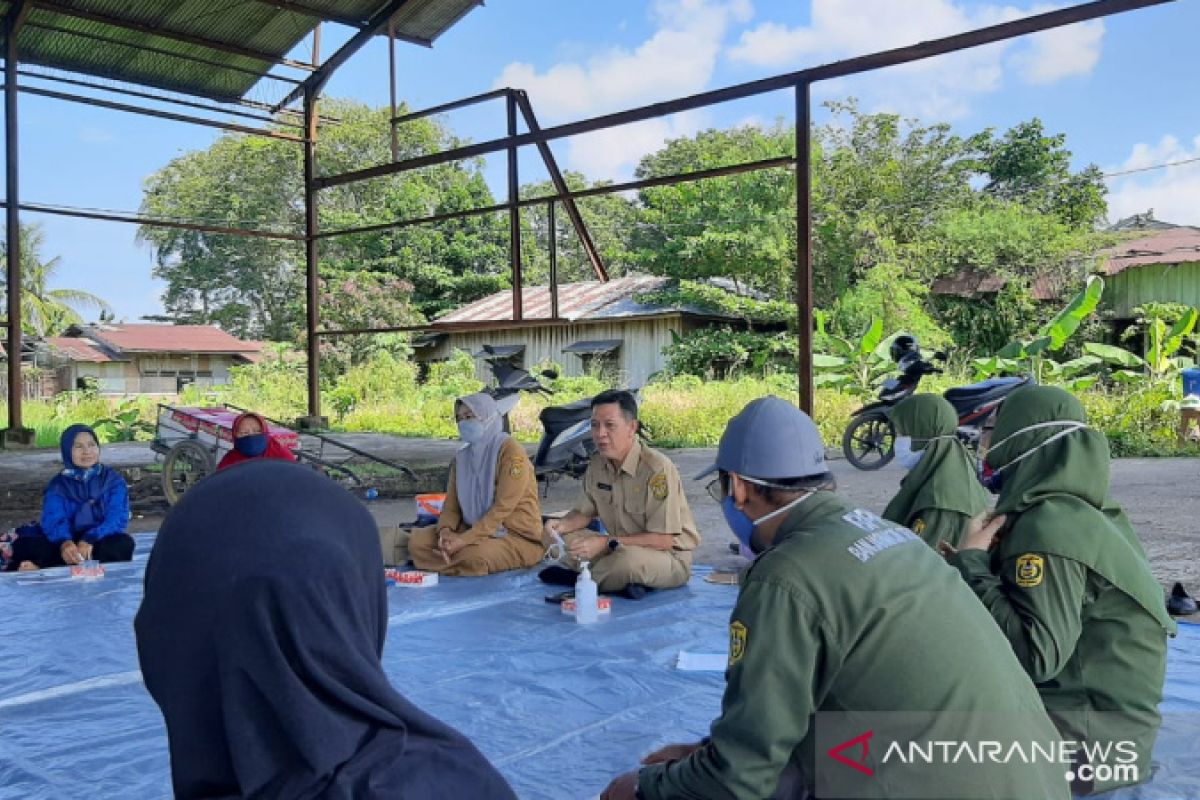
[539,398,593,426]
[942,376,1030,408]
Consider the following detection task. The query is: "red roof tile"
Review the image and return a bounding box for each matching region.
[79,324,260,354]
[1097,227,1200,275]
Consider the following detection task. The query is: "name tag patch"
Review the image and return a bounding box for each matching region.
[844,509,919,562]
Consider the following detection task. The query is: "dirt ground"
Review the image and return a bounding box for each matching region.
[2,438,1197,591]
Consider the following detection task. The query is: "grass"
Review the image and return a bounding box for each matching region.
[3,360,1196,457]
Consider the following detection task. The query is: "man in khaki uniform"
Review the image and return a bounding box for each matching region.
[542,390,699,597]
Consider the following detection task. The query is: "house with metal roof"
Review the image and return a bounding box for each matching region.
[415,276,749,386]
[1096,226,1200,321]
[45,323,261,395]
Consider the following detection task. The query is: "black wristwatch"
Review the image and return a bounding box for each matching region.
[607,537,621,553]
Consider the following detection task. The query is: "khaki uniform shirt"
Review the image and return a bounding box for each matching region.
[571,441,700,553]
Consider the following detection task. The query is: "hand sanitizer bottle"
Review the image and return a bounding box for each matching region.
[575,561,599,625]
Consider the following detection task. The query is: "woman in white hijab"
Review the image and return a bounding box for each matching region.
[407,392,545,575]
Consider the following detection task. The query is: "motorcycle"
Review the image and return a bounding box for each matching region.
[841,347,1032,470]
[478,346,635,489]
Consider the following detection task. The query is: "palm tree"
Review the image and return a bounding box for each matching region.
[0,222,112,336]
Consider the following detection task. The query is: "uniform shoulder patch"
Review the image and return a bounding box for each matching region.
[911,518,926,536]
[649,472,669,501]
[729,620,747,666]
[506,458,524,478]
[1015,553,1045,588]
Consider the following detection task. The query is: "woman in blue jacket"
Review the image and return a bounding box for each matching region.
[5,424,134,570]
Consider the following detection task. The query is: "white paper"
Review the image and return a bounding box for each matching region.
[676,651,728,671]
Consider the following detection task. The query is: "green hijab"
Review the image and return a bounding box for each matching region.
[883,394,989,523]
[987,385,1174,632]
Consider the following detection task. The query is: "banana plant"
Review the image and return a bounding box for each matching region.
[813,318,894,397]
[973,275,1105,382]
[1084,306,1198,383]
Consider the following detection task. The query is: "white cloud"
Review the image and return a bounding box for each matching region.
[728,0,1103,119]
[1106,135,1200,227]
[492,0,750,178]
[77,126,116,144]
[564,110,711,181]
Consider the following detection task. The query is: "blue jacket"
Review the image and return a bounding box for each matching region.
[41,465,130,544]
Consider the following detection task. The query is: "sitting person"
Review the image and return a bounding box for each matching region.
[882,394,989,549]
[217,411,296,470]
[3,424,134,571]
[405,393,544,575]
[943,386,1174,794]
[135,460,516,799]
[541,390,699,598]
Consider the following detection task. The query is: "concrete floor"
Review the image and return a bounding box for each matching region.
[2,436,1197,588]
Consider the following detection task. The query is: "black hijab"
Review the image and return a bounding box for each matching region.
[135,460,516,800]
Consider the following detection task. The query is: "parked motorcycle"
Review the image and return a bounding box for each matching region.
[841,336,1032,470]
[478,346,635,489]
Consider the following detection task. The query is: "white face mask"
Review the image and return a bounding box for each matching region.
[894,436,921,470]
[987,420,1089,475]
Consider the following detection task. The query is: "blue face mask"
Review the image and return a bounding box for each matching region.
[234,433,269,457]
[978,462,1004,494]
[457,420,485,443]
[721,496,755,550]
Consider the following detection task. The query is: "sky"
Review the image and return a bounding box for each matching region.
[7,0,1200,324]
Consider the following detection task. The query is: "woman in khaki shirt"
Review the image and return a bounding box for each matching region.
[407,392,544,575]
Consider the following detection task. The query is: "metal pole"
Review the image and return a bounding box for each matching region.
[4,3,30,438]
[548,200,559,319]
[388,19,399,162]
[303,84,322,423]
[507,91,522,321]
[794,82,813,415]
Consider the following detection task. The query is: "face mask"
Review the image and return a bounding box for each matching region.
[234,433,268,457]
[983,421,1088,492]
[457,420,485,443]
[721,480,812,553]
[978,462,1005,495]
[894,436,922,470]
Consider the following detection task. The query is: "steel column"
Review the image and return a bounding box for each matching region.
[388,19,398,162]
[794,83,813,415]
[303,87,321,421]
[4,1,31,437]
[548,200,559,319]
[507,91,522,321]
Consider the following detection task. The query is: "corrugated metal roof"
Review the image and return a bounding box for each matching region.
[1097,227,1200,275]
[930,270,1062,301]
[46,336,115,362]
[562,339,622,354]
[1,0,483,103]
[433,276,742,326]
[69,323,260,354]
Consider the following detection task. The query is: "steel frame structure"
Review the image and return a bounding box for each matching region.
[0,0,1175,442]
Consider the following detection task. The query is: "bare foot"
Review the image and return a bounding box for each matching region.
[17,561,38,572]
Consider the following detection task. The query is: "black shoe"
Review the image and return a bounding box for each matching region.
[538,565,578,587]
[1168,582,1198,616]
[621,583,653,601]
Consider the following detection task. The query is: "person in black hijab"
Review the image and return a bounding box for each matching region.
[134,459,516,800]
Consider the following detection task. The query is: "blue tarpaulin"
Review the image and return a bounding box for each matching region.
[0,532,1197,799]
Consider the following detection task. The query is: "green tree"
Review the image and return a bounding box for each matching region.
[1,222,112,336]
[980,118,1107,229]
[138,100,509,338]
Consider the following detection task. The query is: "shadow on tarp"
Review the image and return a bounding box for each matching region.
[0,535,1197,800]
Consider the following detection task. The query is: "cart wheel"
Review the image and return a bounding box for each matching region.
[163,440,215,505]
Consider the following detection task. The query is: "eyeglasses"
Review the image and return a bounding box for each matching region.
[705,474,729,503]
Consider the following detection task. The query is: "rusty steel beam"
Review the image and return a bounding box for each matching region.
[314,155,794,240]
[303,87,321,420]
[29,0,317,71]
[16,68,301,127]
[315,0,1174,192]
[388,19,398,161]
[513,90,607,282]
[507,91,522,321]
[548,200,559,319]
[14,84,305,141]
[273,0,416,112]
[390,87,509,126]
[2,201,304,240]
[795,83,813,415]
[4,0,31,434]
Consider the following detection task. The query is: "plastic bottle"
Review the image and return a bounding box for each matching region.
[364,487,379,501]
[575,561,599,625]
